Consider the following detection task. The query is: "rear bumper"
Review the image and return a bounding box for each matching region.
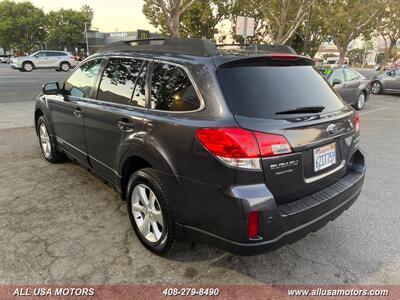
[178,150,365,255]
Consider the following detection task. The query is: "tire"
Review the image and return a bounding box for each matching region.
[60,62,70,72]
[371,81,382,94]
[127,168,181,255]
[22,62,34,72]
[36,116,66,163]
[354,92,366,111]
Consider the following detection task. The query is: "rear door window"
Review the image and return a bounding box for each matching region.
[217,66,344,119]
[344,70,359,81]
[150,62,201,111]
[97,57,144,106]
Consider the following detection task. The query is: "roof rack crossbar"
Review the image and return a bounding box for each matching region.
[97,38,219,57]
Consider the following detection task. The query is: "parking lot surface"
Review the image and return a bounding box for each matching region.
[0,64,399,285]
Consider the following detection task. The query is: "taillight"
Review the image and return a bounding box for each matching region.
[355,113,360,132]
[196,128,292,170]
[247,211,259,239]
[254,132,292,156]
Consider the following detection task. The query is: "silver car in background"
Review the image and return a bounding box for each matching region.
[10,50,76,72]
[371,68,400,94]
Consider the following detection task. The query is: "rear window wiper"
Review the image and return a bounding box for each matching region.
[275,106,325,115]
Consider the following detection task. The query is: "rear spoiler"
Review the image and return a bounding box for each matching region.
[214,54,315,69]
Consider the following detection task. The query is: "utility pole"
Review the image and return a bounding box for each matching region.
[303,2,313,56]
[85,22,90,56]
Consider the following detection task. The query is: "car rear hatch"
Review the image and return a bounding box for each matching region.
[216,55,358,205]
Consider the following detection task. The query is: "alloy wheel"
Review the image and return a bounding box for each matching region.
[357,93,365,110]
[61,63,70,71]
[131,184,165,243]
[23,63,33,72]
[371,82,381,94]
[39,123,51,158]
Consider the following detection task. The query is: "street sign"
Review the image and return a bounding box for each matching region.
[236,16,255,43]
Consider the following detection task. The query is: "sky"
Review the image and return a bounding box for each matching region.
[16,0,157,33]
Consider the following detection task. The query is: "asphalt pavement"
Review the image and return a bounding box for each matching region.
[0,63,70,104]
[0,64,399,285]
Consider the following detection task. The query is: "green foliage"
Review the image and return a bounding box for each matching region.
[0,0,46,52]
[230,0,312,44]
[45,9,88,49]
[180,0,230,40]
[81,4,94,25]
[347,48,365,65]
[0,0,93,52]
[143,0,229,39]
[377,0,400,70]
[325,0,383,63]
[289,0,330,57]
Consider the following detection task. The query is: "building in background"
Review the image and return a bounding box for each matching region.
[79,29,162,55]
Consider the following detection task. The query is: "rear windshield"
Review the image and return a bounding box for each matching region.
[217,66,344,119]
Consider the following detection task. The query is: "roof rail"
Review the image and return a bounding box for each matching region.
[97,38,219,57]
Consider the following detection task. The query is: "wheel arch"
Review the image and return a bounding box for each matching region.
[119,149,181,201]
[60,61,70,67]
[120,155,152,200]
[22,60,35,68]
[34,108,44,135]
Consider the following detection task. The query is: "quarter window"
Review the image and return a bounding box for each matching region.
[64,59,102,98]
[97,58,144,106]
[150,62,200,111]
[331,70,345,83]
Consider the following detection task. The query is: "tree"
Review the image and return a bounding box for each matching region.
[326,0,382,66]
[143,0,197,37]
[262,0,313,44]
[180,0,230,40]
[347,48,365,65]
[290,0,330,57]
[46,9,87,50]
[0,0,46,52]
[81,5,94,26]
[229,0,266,43]
[230,0,313,44]
[377,0,400,71]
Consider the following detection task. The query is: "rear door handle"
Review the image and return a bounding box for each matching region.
[117,118,135,132]
[73,107,83,118]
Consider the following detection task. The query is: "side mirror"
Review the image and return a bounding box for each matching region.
[332,78,342,86]
[42,82,60,95]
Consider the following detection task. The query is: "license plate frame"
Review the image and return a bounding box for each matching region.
[313,143,337,172]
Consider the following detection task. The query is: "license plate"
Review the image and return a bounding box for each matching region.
[313,143,336,172]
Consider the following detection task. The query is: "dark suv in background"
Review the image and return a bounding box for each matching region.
[35,38,365,256]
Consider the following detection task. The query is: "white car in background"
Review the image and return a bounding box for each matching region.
[0,55,11,63]
[10,50,77,72]
[324,56,350,68]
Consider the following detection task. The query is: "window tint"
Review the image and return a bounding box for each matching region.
[97,58,144,105]
[331,70,345,82]
[47,52,67,57]
[150,63,200,111]
[345,70,359,81]
[33,52,46,58]
[217,66,344,119]
[64,59,102,98]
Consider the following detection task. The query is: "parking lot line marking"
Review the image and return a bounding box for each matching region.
[360,107,386,115]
